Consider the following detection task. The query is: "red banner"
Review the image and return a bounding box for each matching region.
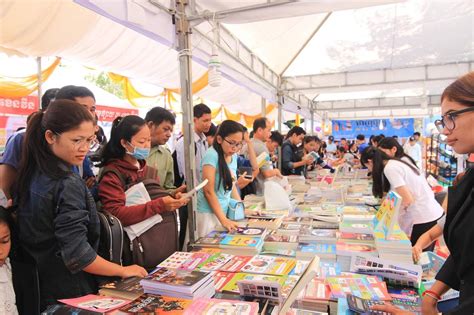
[95,105,139,122]
[0,96,39,116]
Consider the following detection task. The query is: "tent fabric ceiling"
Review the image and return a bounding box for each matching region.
[2,0,471,119]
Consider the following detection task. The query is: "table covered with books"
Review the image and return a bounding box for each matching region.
[45,169,458,315]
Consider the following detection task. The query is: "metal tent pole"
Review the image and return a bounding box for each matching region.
[310,103,315,136]
[277,84,283,170]
[261,97,266,117]
[175,0,197,246]
[37,57,42,106]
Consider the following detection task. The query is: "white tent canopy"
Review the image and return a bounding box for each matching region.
[1,0,473,119]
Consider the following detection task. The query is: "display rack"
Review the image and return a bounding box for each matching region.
[425,134,457,186]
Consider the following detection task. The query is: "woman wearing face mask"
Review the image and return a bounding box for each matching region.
[16,101,147,311]
[98,116,188,227]
[360,146,443,247]
[196,120,244,237]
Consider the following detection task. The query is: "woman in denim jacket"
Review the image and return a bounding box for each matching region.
[15,100,147,311]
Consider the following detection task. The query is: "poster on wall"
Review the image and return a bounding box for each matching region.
[331,118,415,139]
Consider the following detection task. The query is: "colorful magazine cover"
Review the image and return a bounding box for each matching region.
[298,243,336,255]
[241,255,296,275]
[197,253,234,272]
[158,252,194,269]
[231,227,266,236]
[221,273,286,294]
[119,293,192,314]
[143,267,209,288]
[180,252,211,271]
[220,235,262,247]
[326,276,391,300]
[58,294,130,313]
[213,271,238,292]
[184,298,259,315]
[220,255,253,273]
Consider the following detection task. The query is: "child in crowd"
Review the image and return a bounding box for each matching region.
[0,206,18,315]
[16,101,147,311]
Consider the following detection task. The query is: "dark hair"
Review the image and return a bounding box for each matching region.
[0,206,15,258]
[193,103,211,118]
[269,131,284,146]
[304,135,321,145]
[441,71,474,107]
[337,146,347,154]
[360,146,419,198]
[100,115,146,166]
[145,106,176,126]
[413,132,421,137]
[341,137,347,142]
[56,85,96,101]
[17,100,95,200]
[356,134,365,141]
[371,135,383,146]
[213,120,244,191]
[205,123,218,137]
[253,117,268,133]
[41,88,59,111]
[286,126,306,139]
[378,137,418,168]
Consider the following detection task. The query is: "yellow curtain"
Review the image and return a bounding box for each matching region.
[295,114,300,126]
[211,106,222,119]
[0,57,61,98]
[167,71,209,95]
[108,72,162,107]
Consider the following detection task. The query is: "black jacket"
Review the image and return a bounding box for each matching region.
[436,168,474,313]
[17,168,100,311]
[281,141,303,176]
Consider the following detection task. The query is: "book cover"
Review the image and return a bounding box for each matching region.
[41,304,101,315]
[338,232,374,242]
[197,253,234,272]
[183,298,259,315]
[302,278,332,301]
[220,255,253,273]
[319,262,341,278]
[241,255,296,275]
[99,277,143,300]
[297,243,336,255]
[326,276,391,300]
[213,271,238,292]
[264,232,298,243]
[58,294,130,313]
[231,227,267,237]
[158,252,194,269]
[195,231,228,247]
[143,267,210,288]
[336,241,377,255]
[180,252,211,271]
[119,293,192,314]
[221,273,286,294]
[220,235,262,247]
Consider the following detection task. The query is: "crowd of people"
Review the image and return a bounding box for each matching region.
[0,71,474,314]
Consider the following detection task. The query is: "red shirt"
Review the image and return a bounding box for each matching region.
[98,158,165,226]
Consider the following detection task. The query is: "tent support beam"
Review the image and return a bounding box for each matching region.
[37,57,42,104]
[261,97,266,117]
[279,12,332,76]
[187,0,296,21]
[175,0,197,247]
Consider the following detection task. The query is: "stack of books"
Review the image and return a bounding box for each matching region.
[299,227,338,244]
[263,231,299,250]
[140,267,215,299]
[374,227,413,264]
[295,278,334,313]
[184,298,259,314]
[193,229,265,255]
[335,241,378,271]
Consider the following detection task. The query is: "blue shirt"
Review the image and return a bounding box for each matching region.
[1,130,25,169]
[358,142,369,154]
[197,147,238,214]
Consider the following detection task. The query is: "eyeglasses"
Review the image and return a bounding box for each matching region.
[55,132,99,151]
[224,138,243,149]
[435,107,474,133]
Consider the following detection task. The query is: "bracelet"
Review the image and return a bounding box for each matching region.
[422,290,441,301]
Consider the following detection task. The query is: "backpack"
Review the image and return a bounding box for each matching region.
[96,168,126,266]
[98,167,179,270]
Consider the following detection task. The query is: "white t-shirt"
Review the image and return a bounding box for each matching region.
[0,258,18,315]
[384,160,443,235]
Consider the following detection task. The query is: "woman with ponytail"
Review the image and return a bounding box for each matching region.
[360,145,443,246]
[98,115,189,227]
[196,120,245,237]
[16,101,147,311]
